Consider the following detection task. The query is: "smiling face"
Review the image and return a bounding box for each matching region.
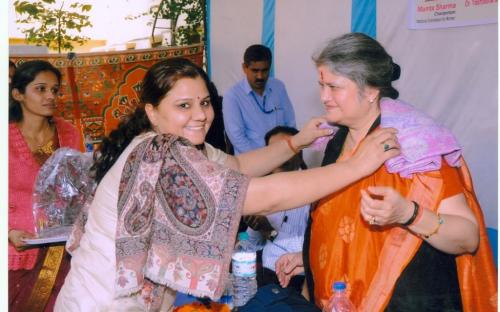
[317,65,379,129]
[12,70,60,120]
[145,76,214,145]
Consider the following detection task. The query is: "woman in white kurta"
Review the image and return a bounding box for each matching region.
[56,133,228,311]
[55,58,399,311]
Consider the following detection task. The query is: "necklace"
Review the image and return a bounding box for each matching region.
[250,92,274,114]
[19,122,55,152]
[37,138,55,154]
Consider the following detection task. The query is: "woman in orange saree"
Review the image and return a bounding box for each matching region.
[276,33,496,312]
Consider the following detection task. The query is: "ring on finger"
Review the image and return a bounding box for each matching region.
[369,215,376,225]
[383,143,391,152]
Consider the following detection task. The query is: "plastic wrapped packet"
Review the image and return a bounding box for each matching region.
[31,147,96,242]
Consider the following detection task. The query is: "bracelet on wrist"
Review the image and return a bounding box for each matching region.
[285,137,300,154]
[401,201,420,227]
[418,213,444,239]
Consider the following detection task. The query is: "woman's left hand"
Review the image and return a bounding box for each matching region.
[291,117,334,150]
[360,186,413,226]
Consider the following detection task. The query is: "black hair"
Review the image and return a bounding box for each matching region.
[313,32,400,100]
[264,126,299,145]
[9,60,16,69]
[205,80,228,152]
[9,60,62,123]
[92,57,211,183]
[243,44,272,65]
[264,126,307,171]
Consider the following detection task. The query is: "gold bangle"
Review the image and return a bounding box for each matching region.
[418,213,444,239]
[285,137,300,154]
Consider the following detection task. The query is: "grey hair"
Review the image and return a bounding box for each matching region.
[313,32,400,99]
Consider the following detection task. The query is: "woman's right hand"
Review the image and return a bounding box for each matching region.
[349,128,400,177]
[291,117,335,150]
[8,229,35,251]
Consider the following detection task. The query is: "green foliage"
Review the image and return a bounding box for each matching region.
[127,0,204,47]
[175,1,203,46]
[14,0,93,53]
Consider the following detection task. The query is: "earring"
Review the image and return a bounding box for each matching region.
[369,98,375,103]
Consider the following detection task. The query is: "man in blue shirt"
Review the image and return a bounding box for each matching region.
[223,44,296,154]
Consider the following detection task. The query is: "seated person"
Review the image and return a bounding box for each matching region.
[9,60,81,311]
[223,44,296,155]
[276,32,497,311]
[245,126,310,293]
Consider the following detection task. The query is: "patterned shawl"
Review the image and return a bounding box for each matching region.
[68,134,249,308]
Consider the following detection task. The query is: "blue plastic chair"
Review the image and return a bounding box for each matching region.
[486,227,497,267]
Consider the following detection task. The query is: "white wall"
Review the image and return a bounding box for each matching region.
[210,0,263,93]
[378,1,498,227]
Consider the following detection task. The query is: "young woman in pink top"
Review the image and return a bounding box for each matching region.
[8,60,81,312]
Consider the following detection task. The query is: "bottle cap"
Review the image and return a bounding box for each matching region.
[85,143,94,153]
[237,232,249,241]
[333,281,346,291]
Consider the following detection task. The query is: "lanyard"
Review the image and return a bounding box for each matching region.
[250,92,275,114]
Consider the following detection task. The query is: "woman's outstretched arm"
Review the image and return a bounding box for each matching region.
[243,127,400,215]
[224,117,332,177]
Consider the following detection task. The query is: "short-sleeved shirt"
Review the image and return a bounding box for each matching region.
[222,78,296,154]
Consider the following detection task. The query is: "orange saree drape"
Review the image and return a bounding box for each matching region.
[310,158,497,311]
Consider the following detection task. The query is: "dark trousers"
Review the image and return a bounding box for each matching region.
[256,250,305,293]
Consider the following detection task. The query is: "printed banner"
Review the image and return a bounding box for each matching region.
[408,0,497,29]
[10,44,204,151]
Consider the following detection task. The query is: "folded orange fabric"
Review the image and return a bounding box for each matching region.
[174,302,230,312]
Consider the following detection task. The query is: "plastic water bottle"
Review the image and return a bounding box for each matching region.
[231,232,257,308]
[84,134,94,153]
[324,281,356,312]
